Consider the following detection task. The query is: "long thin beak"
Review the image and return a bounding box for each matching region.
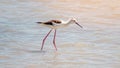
[75,22,83,28]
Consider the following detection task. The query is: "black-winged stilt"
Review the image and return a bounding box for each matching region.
[36,18,83,51]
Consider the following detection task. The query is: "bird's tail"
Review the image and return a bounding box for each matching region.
[36,22,42,24]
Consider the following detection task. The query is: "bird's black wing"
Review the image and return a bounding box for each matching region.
[44,22,53,25]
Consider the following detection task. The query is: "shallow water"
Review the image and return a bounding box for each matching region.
[0,0,120,68]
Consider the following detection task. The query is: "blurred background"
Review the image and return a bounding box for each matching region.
[0,0,120,68]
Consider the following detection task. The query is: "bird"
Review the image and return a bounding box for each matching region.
[36,18,83,51]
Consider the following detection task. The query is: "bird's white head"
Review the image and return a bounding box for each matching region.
[69,18,83,28]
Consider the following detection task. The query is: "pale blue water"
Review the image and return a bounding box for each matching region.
[0,0,120,68]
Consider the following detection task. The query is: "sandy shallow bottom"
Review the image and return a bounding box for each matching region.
[0,0,120,68]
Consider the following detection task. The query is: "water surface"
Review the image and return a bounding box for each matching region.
[0,0,120,68]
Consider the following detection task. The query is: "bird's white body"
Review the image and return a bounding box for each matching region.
[38,18,82,29]
[41,20,65,29]
[46,20,69,29]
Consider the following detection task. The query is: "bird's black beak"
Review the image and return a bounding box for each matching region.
[75,22,83,28]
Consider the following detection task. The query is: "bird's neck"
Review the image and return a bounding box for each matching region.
[65,20,73,25]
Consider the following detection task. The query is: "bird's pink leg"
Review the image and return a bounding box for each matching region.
[41,29,53,50]
[53,29,57,51]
